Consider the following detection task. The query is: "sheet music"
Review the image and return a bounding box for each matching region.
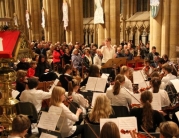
[86,77,107,92]
[85,77,98,91]
[40,132,57,138]
[94,78,107,92]
[92,93,106,107]
[37,112,59,131]
[101,73,109,79]
[133,71,145,84]
[12,89,20,98]
[100,117,138,138]
[48,106,62,115]
[118,117,138,138]
[175,111,179,121]
[170,79,179,93]
[152,93,161,110]
[131,93,161,110]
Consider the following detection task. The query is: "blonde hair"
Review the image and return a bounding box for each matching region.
[120,66,129,75]
[49,86,65,106]
[16,70,27,81]
[160,121,179,138]
[89,95,113,123]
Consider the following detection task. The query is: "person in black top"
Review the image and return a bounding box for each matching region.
[130,91,164,132]
[59,64,73,91]
[63,48,71,65]
[16,57,30,71]
[147,46,159,67]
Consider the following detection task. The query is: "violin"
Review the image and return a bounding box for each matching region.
[139,86,152,92]
[121,129,149,138]
[145,66,150,72]
[63,95,73,107]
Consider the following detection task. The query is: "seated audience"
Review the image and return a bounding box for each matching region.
[120,66,133,92]
[123,49,133,60]
[106,74,131,108]
[16,57,30,71]
[49,86,84,138]
[93,49,102,69]
[71,48,82,74]
[149,77,170,107]
[130,91,164,132]
[86,95,113,124]
[59,64,73,91]
[63,48,71,65]
[100,122,120,138]
[116,46,124,58]
[83,49,93,71]
[15,70,27,100]
[8,114,31,138]
[27,61,38,79]
[20,78,51,112]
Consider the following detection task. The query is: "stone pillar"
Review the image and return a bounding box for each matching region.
[27,0,41,41]
[150,0,162,53]
[97,24,104,47]
[5,0,14,18]
[169,0,179,60]
[161,0,169,55]
[122,0,127,41]
[0,0,5,25]
[104,0,110,38]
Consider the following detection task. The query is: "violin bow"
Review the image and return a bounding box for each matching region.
[141,126,154,138]
[124,87,141,104]
[139,70,149,87]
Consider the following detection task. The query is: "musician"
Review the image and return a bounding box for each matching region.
[59,64,73,91]
[49,86,84,138]
[86,95,113,124]
[67,79,89,114]
[149,77,170,107]
[120,66,133,92]
[106,74,132,108]
[147,46,159,67]
[130,91,164,132]
[100,122,120,138]
[159,121,179,138]
[161,63,177,88]
[142,59,154,79]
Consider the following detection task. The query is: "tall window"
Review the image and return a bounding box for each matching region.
[137,0,148,12]
[83,0,94,18]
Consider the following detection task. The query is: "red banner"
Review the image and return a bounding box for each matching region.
[0,31,20,58]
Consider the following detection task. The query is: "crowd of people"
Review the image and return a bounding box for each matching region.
[6,38,179,138]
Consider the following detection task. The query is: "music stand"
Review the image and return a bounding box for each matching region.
[102,57,127,68]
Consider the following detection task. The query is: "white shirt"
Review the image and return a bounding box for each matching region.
[162,73,177,88]
[101,45,115,63]
[19,88,51,112]
[106,86,132,107]
[56,103,78,138]
[123,75,133,92]
[149,88,171,107]
[93,54,102,69]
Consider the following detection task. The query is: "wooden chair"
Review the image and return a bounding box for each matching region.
[135,59,144,69]
[37,81,46,91]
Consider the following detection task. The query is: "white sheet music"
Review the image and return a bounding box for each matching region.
[86,77,107,92]
[12,89,20,98]
[37,112,59,131]
[100,117,137,138]
[131,93,161,110]
[175,111,179,121]
[48,106,62,115]
[40,132,57,138]
[92,93,106,107]
[101,73,109,79]
[133,71,145,84]
[170,79,179,93]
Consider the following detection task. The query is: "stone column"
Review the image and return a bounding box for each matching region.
[104,0,110,38]
[169,0,179,60]
[5,0,14,18]
[161,0,169,55]
[27,0,41,41]
[150,0,162,53]
[0,0,5,25]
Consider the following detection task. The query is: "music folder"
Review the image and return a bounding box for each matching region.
[102,57,127,68]
[85,77,107,92]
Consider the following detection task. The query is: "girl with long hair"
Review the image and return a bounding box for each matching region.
[87,94,113,124]
[49,86,84,138]
[130,91,164,132]
[106,74,131,108]
[150,77,170,107]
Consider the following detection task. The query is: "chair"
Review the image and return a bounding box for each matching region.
[135,59,144,68]
[126,60,136,68]
[111,106,129,118]
[15,102,38,123]
[37,81,45,91]
[84,123,100,138]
